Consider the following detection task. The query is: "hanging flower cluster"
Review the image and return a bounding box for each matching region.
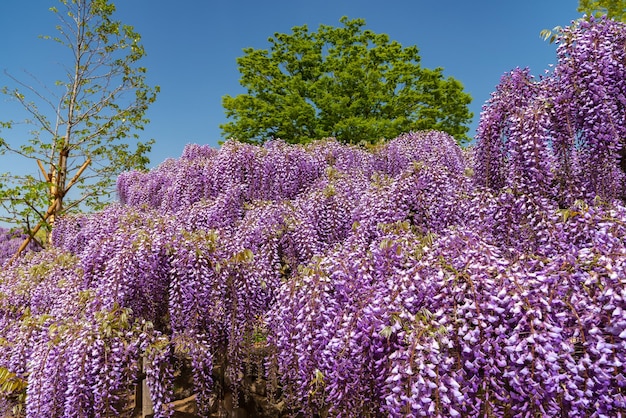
[475,16,626,205]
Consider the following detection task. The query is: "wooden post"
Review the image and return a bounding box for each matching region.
[6,158,91,266]
[7,197,60,266]
[63,158,91,194]
[142,357,154,417]
[37,160,51,182]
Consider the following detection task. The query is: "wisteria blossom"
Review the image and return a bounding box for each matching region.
[475,16,626,204]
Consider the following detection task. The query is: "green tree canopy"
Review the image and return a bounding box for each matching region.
[221,17,473,145]
[0,0,158,247]
[578,0,626,21]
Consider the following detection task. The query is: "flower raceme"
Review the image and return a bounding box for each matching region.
[475,16,626,205]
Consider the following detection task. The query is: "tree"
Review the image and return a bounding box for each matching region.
[221,17,473,145]
[0,0,158,247]
[578,0,626,21]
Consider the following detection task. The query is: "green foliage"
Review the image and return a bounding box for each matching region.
[0,366,27,416]
[221,17,473,145]
[540,25,564,44]
[542,0,626,43]
[578,0,626,21]
[0,0,158,243]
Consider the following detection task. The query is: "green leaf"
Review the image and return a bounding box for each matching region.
[0,367,26,395]
[379,325,394,339]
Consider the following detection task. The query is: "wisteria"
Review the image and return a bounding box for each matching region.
[475,15,626,204]
[0,227,40,266]
[268,205,626,416]
[1,15,626,418]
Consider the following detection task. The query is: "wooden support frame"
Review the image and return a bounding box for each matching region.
[6,158,91,266]
[37,159,51,182]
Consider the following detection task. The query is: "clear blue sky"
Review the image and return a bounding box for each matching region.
[0,0,580,171]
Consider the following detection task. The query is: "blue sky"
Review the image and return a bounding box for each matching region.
[0,0,580,171]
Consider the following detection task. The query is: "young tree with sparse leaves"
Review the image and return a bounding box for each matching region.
[0,0,158,248]
[221,16,473,145]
